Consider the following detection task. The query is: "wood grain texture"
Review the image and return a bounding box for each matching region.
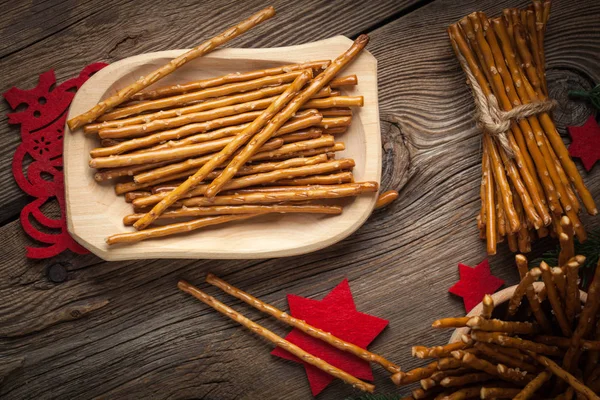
[0,0,417,225]
[1,0,599,399]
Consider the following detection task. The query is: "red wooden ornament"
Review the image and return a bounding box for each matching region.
[3,63,107,258]
[448,259,504,313]
[271,279,388,396]
[568,115,600,172]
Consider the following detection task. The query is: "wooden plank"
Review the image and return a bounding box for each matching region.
[1,0,599,399]
[0,0,420,224]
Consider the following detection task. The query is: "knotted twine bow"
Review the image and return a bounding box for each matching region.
[456,51,557,157]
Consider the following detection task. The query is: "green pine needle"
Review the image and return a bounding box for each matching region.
[531,230,600,287]
[569,84,600,111]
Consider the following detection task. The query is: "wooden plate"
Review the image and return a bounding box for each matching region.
[64,35,381,261]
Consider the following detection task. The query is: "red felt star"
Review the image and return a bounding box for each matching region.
[271,279,388,396]
[448,259,504,313]
[568,115,600,172]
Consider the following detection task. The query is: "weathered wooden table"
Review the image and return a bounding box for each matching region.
[1,0,599,398]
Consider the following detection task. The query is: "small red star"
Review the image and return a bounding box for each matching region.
[271,279,388,396]
[568,115,600,172]
[448,259,504,313]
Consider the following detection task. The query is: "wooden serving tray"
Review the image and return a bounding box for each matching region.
[64,36,381,261]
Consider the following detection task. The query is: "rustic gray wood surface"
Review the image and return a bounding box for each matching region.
[1,0,599,398]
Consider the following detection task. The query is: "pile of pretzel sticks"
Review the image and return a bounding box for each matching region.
[393,218,600,399]
[67,7,390,245]
[447,0,597,256]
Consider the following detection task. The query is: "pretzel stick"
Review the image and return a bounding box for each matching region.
[467,317,537,335]
[584,322,600,381]
[440,373,493,388]
[322,127,348,135]
[97,95,356,139]
[515,255,552,332]
[100,70,309,121]
[132,71,313,230]
[530,354,600,400]
[562,259,600,375]
[375,190,399,209]
[137,113,322,155]
[278,129,323,143]
[94,161,170,181]
[438,358,465,371]
[177,280,375,393]
[128,60,330,101]
[412,341,472,359]
[320,107,352,117]
[205,35,370,199]
[205,273,399,373]
[534,335,600,350]
[271,172,354,186]
[458,352,529,385]
[470,331,562,356]
[539,262,572,336]
[480,387,521,399]
[330,74,358,88]
[432,318,470,329]
[507,267,542,316]
[90,135,283,169]
[123,204,342,225]
[473,342,538,374]
[392,360,443,385]
[559,217,575,266]
[115,159,336,195]
[107,214,259,244]
[133,158,355,207]
[545,133,580,215]
[513,371,551,400]
[124,191,151,203]
[250,142,344,162]
[150,182,379,209]
[482,142,497,255]
[67,7,275,130]
[98,95,281,138]
[90,110,263,157]
[84,84,327,133]
[100,138,121,147]
[132,137,335,184]
[143,154,328,189]
[552,267,568,302]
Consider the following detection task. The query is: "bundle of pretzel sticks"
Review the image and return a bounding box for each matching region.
[447,0,597,256]
[67,7,394,245]
[393,218,600,399]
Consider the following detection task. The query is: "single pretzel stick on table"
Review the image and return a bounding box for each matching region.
[128,60,331,101]
[122,204,343,225]
[67,7,276,130]
[177,280,375,393]
[206,273,400,373]
[132,70,313,230]
[205,35,370,199]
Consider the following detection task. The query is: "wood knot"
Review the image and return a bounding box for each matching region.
[546,68,595,132]
[46,263,68,283]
